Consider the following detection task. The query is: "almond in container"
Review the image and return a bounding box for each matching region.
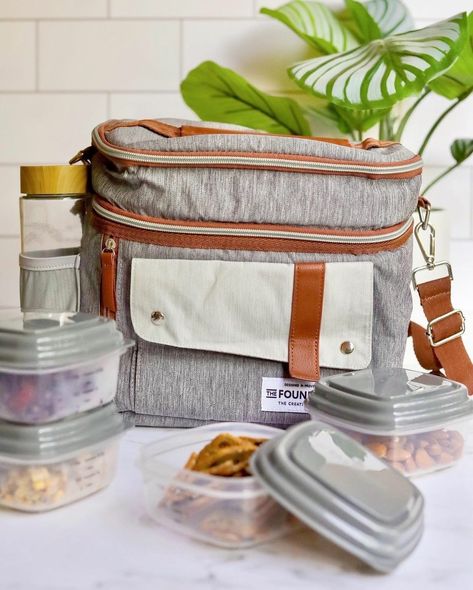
[308,368,473,477]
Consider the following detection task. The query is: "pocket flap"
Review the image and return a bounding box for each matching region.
[130,259,373,371]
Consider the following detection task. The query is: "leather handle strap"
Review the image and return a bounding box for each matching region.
[288,262,325,381]
[99,120,395,147]
[411,275,473,392]
[102,119,182,138]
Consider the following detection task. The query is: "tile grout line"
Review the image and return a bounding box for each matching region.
[0,89,187,95]
[0,16,261,22]
[0,88,300,95]
[35,20,39,91]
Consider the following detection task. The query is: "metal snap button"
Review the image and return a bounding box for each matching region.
[151,310,165,325]
[340,341,355,354]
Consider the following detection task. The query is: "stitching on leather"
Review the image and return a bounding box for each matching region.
[422,290,451,304]
[313,264,325,380]
[289,265,299,377]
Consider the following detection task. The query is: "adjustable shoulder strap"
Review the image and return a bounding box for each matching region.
[411,275,473,392]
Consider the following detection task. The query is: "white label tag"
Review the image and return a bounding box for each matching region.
[261,378,315,414]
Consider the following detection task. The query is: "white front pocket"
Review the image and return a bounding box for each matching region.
[130,259,373,371]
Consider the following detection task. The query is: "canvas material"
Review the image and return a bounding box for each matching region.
[92,120,421,229]
[80,118,419,427]
[130,258,373,369]
[20,251,80,312]
[80,219,413,427]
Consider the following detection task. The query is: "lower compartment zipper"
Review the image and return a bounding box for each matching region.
[93,197,413,251]
[95,197,414,319]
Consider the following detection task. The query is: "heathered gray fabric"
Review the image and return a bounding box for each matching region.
[80,218,413,428]
[80,118,420,427]
[92,119,421,228]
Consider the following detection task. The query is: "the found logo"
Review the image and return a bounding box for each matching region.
[261,378,315,414]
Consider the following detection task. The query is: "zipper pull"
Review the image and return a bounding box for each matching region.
[101,237,117,318]
[69,145,97,165]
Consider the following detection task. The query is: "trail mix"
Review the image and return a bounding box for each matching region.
[359,429,464,474]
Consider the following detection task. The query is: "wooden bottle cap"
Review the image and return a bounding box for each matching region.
[20,165,89,195]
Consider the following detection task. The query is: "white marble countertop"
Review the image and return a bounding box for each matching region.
[1,424,473,590]
[1,242,473,590]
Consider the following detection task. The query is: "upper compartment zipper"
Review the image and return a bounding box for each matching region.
[91,123,422,180]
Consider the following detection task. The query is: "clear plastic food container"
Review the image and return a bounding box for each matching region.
[140,420,424,572]
[139,422,299,549]
[0,403,130,512]
[0,311,133,424]
[307,368,473,477]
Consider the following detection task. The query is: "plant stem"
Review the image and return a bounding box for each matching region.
[418,96,465,157]
[378,116,390,140]
[378,116,387,140]
[423,161,462,194]
[393,90,431,142]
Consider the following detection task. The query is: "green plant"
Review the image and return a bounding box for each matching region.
[181,1,473,194]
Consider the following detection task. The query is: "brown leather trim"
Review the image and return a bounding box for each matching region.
[179,125,357,146]
[179,128,395,149]
[100,236,117,319]
[95,196,410,239]
[417,195,431,210]
[92,213,412,256]
[409,322,442,372]
[411,277,473,393]
[95,124,421,179]
[98,120,396,149]
[288,263,325,381]
[101,119,181,138]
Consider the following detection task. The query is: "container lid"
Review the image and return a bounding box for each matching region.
[251,420,424,573]
[20,165,88,195]
[308,368,473,434]
[0,311,131,371]
[0,403,131,461]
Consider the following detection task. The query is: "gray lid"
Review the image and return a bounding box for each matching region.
[308,368,473,434]
[0,403,131,461]
[0,311,131,371]
[251,420,424,573]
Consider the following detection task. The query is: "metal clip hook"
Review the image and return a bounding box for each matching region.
[417,200,431,231]
[414,221,436,269]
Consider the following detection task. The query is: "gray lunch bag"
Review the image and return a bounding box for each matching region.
[76,118,470,427]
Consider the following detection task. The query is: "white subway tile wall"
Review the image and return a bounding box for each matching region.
[0,0,472,308]
[0,23,36,90]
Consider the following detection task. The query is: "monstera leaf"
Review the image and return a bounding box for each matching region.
[429,12,473,100]
[345,0,414,42]
[180,61,311,136]
[288,14,467,110]
[451,139,473,164]
[261,1,358,53]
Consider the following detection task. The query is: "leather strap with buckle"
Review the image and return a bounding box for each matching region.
[410,200,473,393]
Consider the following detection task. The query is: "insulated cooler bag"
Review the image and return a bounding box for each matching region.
[77,118,472,427]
